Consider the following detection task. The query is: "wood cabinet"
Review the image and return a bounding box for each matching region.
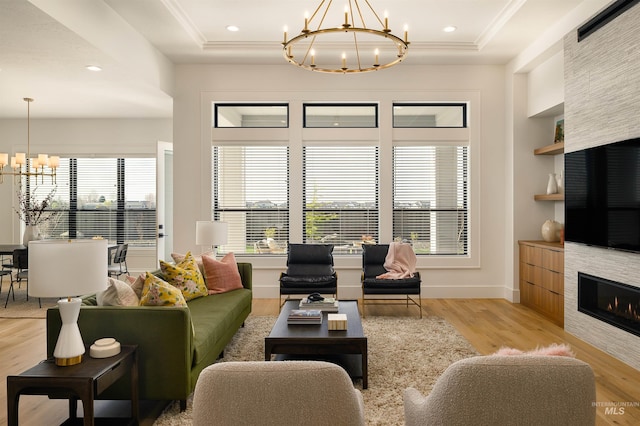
[518,240,564,326]
[533,141,564,201]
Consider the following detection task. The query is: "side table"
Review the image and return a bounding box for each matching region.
[7,344,138,426]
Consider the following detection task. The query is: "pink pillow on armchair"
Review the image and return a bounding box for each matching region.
[493,343,575,357]
[202,252,243,294]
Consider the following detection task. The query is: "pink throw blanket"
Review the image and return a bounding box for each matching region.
[376,242,417,279]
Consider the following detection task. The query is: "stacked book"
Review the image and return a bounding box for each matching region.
[299,297,339,312]
[287,309,323,325]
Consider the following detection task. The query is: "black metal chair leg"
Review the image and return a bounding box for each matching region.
[5,283,15,308]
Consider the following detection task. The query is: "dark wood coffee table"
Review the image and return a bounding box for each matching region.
[265,300,368,389]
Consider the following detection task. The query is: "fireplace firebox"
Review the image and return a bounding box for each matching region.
[578,272,640,337]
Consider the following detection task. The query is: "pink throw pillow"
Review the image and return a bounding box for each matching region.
[202,252,243,294]
[493,343,575,357]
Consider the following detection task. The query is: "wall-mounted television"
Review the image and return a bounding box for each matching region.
[565,137,640,253]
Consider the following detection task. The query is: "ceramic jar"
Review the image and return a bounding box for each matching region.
[541,220,562,242]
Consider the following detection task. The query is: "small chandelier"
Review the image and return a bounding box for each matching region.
[0,98,58,184]
[283,0,409,74]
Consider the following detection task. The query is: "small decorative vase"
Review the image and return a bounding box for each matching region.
[556,171,564,194]
[541,220,561,242]
[23,224,41,246]
[546,173,558,195]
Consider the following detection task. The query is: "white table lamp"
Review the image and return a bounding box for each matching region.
[196,221,228,255]
[29,239,108,366]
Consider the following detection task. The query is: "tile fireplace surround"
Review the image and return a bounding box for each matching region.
[563,3,640,370]
[565,242,640,370]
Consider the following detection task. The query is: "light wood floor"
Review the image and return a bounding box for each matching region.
[2,299,639,425]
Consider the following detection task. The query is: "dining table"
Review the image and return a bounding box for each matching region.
[0,244,26,256]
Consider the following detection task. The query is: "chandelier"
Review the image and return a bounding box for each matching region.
[283,0,409,74]
[0,98,58,184]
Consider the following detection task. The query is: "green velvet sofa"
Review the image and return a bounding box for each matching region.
[46,262,252,409]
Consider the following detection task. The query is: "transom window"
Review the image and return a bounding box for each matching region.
[304,104,378,128]
[393,103,467,128]
[214,104,289,128]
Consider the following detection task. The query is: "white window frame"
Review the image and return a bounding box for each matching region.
[205,92,480,269]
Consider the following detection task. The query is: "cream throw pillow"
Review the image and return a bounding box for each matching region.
[97,277,140,306]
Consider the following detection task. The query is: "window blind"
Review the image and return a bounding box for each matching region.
[303,146,379,253]
[213,145,289,254]
[393,145,468,255]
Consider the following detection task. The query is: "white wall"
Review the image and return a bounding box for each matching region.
[0,118,172,272]
[527,51,564,117]
[173,64,509,299]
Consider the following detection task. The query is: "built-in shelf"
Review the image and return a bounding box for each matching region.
[533,141,564,201]
[534,193,564,201]
[534,141,564,155]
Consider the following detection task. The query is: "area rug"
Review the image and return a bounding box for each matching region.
[0,286,57,318]
[154,314,478,426]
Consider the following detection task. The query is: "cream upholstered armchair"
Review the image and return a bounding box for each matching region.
[193,361,365,426]
[404,355,596,426]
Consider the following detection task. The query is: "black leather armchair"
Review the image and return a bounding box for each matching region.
[279,244,338,309]
[361,244,422,318]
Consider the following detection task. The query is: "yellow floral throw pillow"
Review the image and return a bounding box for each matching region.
[160,251,208,302]
[140,272,187,307]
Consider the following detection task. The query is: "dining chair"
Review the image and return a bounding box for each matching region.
[5,248,40,308]
[0,268,11,298]
[108,243,129,278]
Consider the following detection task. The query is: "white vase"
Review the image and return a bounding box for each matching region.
[546,173,558,195]
[556,171,564,194]
[23,225,41,246]
[541,220,561,242]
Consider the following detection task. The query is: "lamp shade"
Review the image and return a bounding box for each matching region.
[196,221,228,246]
[28,239,108,298]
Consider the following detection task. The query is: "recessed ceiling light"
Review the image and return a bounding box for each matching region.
[226,25,240,32]
[86,65,102,71]
[443,26,457,33]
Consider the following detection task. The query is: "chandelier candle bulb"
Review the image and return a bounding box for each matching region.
[404,24,408,43]
[38,154,48,167]
[344,5,349,26]
[310,49,316,66]
[374,49,379,66]
[342,52,346,69]
[304,12,309,32]
[283,26,288,43]
[384,11,389,30]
